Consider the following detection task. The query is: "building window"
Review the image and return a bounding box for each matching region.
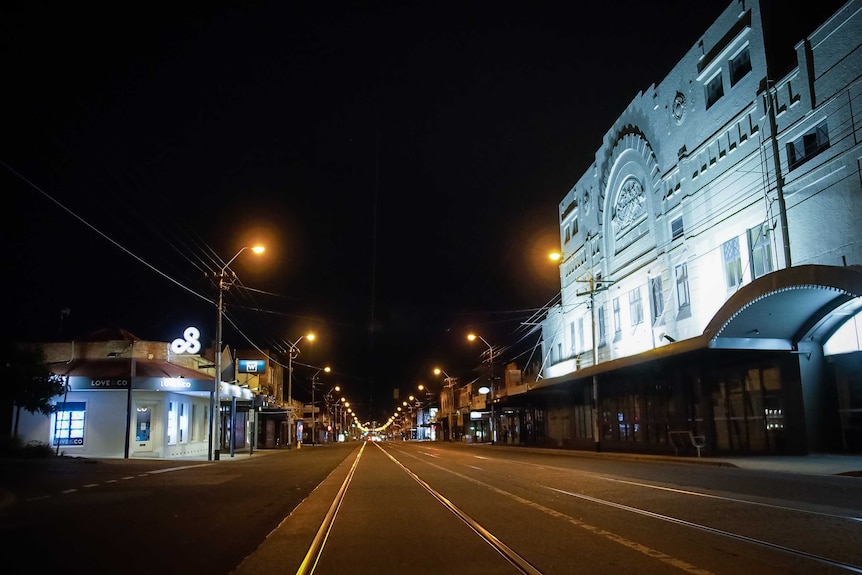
[179,402,189,443]
[723,237,743,289]
[671,215,684,241]
[597,305,607,346]
[53,402,86,447]
[675,263,691,309]
[613,297,622,335]
[748,223,773,279]
[629,287,643,326]
[577,317,585,353]
[706,73,724,108]
[787,121,829,171]
[729,46,751,86]
[168,401,178,445]
[650,277,664,324]
[569,322,576,355]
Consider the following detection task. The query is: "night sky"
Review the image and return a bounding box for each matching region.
[3,0,747,423]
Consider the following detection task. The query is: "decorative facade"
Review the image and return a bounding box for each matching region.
[534,0,862,454]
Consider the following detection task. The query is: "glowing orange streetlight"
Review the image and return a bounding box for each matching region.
[211,245,265,461]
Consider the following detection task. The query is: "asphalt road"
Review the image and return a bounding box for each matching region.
[2,442,861,574]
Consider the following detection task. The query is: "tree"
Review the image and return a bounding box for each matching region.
[0,340,67,439]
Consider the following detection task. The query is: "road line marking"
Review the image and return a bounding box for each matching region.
[410,451,714,575]
[598,476,862,522]
[550,487,862,574]
[378,443,543,575]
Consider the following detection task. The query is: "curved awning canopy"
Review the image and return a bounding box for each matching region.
[704,265,862,351]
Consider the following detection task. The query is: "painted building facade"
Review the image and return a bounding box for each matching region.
[531,0,862,454]
[14,329,263,460]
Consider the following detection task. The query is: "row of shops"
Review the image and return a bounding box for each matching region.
[10,331,337,460]
[426,267,862,456]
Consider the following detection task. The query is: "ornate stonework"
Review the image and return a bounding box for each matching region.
[672,91,686,125]
[613,178,646,234]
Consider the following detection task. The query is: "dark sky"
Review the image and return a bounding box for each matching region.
[2,0,739,423]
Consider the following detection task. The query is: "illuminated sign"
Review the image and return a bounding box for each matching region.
[171,327,202,354]
[160,378,192,389]
[68,378,130,390]
[238,359,266,373]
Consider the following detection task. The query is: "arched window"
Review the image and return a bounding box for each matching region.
[824,310,862,356]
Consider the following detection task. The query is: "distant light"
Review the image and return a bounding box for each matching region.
[478,385,491,394]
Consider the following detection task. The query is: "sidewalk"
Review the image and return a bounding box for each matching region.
[699,453,862,477]
[464,443,862,478]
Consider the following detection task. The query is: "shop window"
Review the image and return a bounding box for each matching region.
[168,401,178,445]
[179,402,189,443]
[628,287,643,326]
[706,73,724,109]
[787,121,829,171]
[53,401,86,447]
[723,237,743,289]
[748,223,773,279]
[729,46,751,86]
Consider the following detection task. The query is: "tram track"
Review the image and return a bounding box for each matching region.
[231,442,861,574]
[296,441,542,575]
[391,443,862,574]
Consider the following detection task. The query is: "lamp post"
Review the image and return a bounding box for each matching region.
[324,385,341,443]
[434,368,456,442]
[467,333,496,444]
[285,333,315,449]
[552,251,610,453]
[310,366,330,446]
[209,245,265,461]
[577,273,610,453]
[339,398,348,442]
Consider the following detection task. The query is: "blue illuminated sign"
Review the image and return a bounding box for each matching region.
[238,359,266,374]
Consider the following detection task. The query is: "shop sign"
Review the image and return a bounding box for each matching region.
[171,326,202,354]
[134,377,212,392]
[68,377,130,390]
[238,359,266,373]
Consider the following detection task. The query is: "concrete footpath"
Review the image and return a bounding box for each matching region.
[460,443,862,478]
[692,453,862,476]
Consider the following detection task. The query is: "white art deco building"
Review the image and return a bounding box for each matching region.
[532,0,862,455]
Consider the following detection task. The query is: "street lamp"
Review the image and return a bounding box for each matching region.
[210,245,265,461]
[434,368,456,442]
[310,366,330,446]
[467,333,496,444]
[551,251,610,452]
[285,333,315,449]
[324,385,342,443]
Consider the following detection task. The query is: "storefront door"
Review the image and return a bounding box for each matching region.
[134,403,154,452]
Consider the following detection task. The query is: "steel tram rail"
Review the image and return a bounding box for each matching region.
[295,441,543,575]
[394,444,862,574]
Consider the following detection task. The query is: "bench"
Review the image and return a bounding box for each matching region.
[668,431,706,457]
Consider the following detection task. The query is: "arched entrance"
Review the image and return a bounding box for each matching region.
[704,265,862,452]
